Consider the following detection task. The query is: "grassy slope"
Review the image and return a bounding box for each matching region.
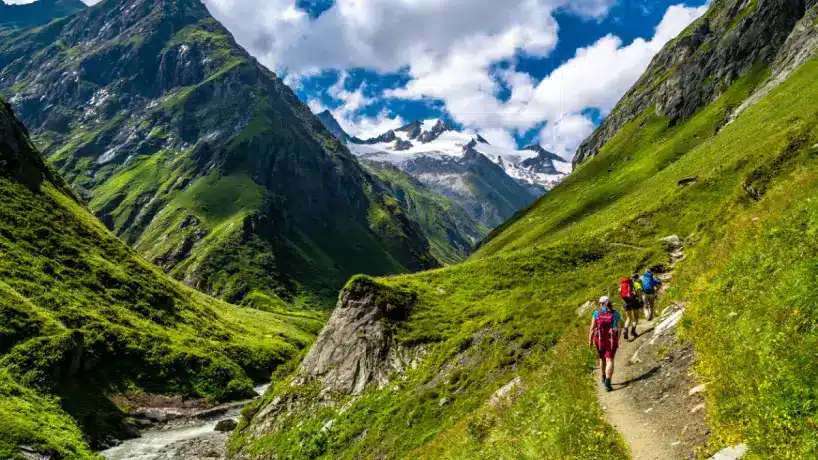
[0,100,324,457]
[477,57,818,458]
[363,161,489,264]
[0,7,437,310]
[235,56,818,459]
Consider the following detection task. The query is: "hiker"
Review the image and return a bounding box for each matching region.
[589,296,621,392]
[632,273,643,302]
[642,269,661,320]
[620,276,640,340]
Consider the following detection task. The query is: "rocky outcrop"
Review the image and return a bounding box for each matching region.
[574,0,813,166]
[298,276,417,395]
[236,277,421,444]
[731,1,818,120]
[0,100,50,191]
[214,419,238,432]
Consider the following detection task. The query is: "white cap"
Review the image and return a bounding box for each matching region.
[599,296,609,305]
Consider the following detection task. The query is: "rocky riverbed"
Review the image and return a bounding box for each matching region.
[100,384,269,460]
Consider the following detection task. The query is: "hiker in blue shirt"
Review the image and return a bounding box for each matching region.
[589,296,622,392]
[642,269,661,320]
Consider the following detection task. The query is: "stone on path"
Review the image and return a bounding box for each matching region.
[688,384,706,395]
[709,444,748,460]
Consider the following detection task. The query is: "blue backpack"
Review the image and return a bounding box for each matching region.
[643,271,656,294]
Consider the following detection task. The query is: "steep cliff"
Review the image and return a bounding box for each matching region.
[574,0,813,166]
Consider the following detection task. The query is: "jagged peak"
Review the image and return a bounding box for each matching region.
[522,144,566,163]
[397,120,423,132]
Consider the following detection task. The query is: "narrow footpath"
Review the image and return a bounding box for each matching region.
[593,308,709,460]
[594,238,711,459]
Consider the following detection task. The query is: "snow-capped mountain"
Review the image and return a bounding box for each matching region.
[344,117,571,189]
[317,111,572,228]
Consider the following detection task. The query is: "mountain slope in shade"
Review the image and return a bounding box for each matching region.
[316,109,356,143]
[361,160,488,264]
[0,97,322,457]
[0,0,86,29]
[318,112,572,228]
[0,0,438,309]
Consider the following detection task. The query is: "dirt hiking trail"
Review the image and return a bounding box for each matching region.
[594,306,709,460]
[594,238,712,459]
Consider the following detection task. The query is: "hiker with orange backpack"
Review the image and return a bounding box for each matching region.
[619,276,640,340]
[589,296,622,392]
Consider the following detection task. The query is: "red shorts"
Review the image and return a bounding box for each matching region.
[595,340,618,359]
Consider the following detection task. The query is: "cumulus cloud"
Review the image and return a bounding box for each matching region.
[386,2,707,157]
[204,0,605,73]
[539,114,596,159]
[75,0,706,158]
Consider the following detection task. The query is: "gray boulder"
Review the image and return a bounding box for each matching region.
[214,419,238,432]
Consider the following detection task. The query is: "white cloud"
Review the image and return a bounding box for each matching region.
[385,2,707,158]
[204,0,607,73]
[69,0,705,159]
[474,128,517,149]
[340,110,406,139]
[539,114,596,159]
[306,71,405,139]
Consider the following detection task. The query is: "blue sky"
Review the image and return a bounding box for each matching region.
[68,0,708,157]
[199,0,708,157]
[294,0,707,137]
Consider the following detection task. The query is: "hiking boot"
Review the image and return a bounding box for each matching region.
[604,378,613,392]
[623,329,629,340]
[631,326,638,338]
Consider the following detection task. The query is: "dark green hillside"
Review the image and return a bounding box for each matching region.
[0,98,322,458]
[0,0,86,29]
[233,0,818,458]
[363,160,488,264]
[0,0,437,310]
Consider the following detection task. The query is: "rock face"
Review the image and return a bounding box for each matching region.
[0,100,52,191]
[361,160,488,264]
[403,148,539,228]
[299,276,416,395]
[0,0,438,307]
[574,0,816,167]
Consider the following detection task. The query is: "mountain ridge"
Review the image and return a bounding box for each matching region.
[317,111,571,228]
[0,0,86,29]
[0,0,439,309]
[0,94,323,456]
[573,0,811,167]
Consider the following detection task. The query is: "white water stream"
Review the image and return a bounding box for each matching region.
[100,384,269,460]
